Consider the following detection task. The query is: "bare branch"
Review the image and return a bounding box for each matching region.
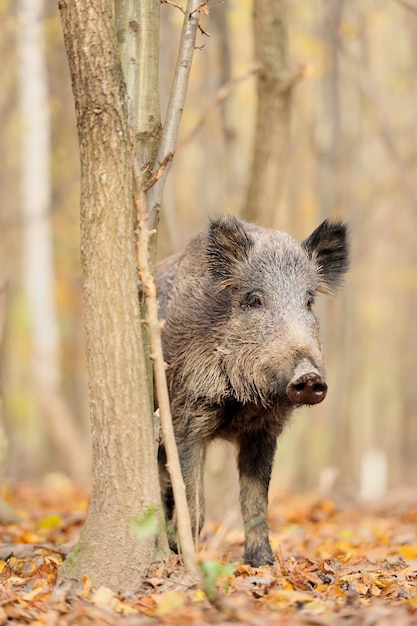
[132,147,198,579]
[147,0,204,228]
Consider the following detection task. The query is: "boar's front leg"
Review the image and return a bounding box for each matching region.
[179,439,205,543]
[159,435,205,552]
[237,432,277,567]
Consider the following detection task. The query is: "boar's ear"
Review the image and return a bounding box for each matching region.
[302,219,349,294]
[207,215,254,280]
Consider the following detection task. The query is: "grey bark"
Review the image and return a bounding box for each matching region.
[58,0,160,591]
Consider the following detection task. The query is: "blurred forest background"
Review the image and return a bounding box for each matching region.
[1,0,417,511]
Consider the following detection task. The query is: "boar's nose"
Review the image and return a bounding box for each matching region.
[286,361,327,405]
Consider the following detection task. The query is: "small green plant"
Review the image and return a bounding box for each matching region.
[130,505,160,540]
[198,559,237,601]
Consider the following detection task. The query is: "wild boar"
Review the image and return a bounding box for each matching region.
[156,215,349,566]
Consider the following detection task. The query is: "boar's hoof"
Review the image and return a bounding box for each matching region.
[286,371,327,406]
[244,543,274,567]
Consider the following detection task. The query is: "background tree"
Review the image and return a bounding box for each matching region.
[18,0,88,478]
[0,283,20,524]
[242,0,291,229]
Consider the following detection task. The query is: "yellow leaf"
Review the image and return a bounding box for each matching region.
[192,588,206,602]
[280,578,294,591]
[91,586,138,615]
[339,528,354,540]
[111,598,139,616]
[154,590,186,616]
[335,540,353,554]
[37,514,62,531]
[400,544,417,561]
[367,572,388,589]
[266,589,314,610]
[6,556,26,575]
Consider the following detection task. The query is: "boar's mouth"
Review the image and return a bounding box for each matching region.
[222,359,327,409]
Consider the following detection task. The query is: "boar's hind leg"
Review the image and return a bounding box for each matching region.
[237,433,277,567]
[158,446,175,546]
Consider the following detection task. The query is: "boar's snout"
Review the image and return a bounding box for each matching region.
[286,361,327,406]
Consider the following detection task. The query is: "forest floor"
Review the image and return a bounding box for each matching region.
[1,478,417,625]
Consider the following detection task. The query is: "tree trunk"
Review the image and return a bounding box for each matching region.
[18,0,88,479]
[115,0,169,556]
[115,0,162,178]
[58,0,161,591]
[242,0,290,229]
[115,0,158,406]
[316,0,352,479]
[0,282,20,524]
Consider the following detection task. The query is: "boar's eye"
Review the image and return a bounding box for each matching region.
[241,290,265,310]
[306,291,315,310]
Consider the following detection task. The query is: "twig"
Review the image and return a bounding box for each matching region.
[161,0,183,11]
[191,0,209,16]
[143,153,174,192]
[0,542,74,560]
[161,0,210,36]
[132,153,198,580]
[147,0,204,228]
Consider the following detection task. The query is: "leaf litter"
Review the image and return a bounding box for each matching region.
[1,479,417,624]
